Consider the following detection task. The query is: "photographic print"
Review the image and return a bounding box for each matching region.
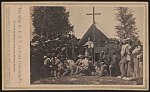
[30,5,144,85]
[2,2,148,90]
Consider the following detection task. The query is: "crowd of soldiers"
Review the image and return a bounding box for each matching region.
[43,38,143,79]
[43,54,96,78]
[99,39,143,79]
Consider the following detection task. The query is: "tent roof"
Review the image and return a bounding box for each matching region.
[78,24,109,46]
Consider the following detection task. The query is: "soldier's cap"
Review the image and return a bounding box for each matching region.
[44,56,47,59]
[78,54,82,58]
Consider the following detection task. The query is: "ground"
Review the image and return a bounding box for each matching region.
[32,75,143,85]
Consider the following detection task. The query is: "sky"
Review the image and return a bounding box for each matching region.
[66,6,144,42]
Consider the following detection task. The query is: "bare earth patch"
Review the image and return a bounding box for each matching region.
[32,75,143,85]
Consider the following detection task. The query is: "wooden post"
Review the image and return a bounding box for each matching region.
[86,7,101,63]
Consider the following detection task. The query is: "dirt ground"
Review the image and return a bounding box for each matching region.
[32,75,143,85]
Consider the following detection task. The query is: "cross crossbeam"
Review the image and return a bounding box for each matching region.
[86,7,101,24]
[86,13,101,15]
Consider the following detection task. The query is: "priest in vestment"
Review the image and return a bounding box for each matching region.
[84,37,94,57]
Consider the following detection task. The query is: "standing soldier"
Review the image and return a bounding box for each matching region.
[105,40,116,76]
[119,39,129,78]
[110,40,121,76]
[126,39,134,77]
[105,40,114,65]
[138,46,143,78]
[100,51,109,77]
[132,40,142,78]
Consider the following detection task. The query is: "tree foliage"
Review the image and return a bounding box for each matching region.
[30,6,79,80]
[31,6,76,57]
[115,7,138,40]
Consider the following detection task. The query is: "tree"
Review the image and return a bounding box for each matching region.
[31,6,74,56]
[115,7,138,40]
[30,6,78,79]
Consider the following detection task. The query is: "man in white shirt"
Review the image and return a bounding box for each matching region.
[84,37,94,57]
[63,58,76,76]
[75,56,90,75]
[119,40,129,78]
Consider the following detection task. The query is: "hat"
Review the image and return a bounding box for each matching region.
[78,54,82,58]
[44,56,47,59]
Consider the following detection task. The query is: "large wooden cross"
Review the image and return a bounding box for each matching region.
[86,7,101,63]
[86,7,101,25]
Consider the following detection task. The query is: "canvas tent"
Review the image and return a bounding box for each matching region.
[78,24,109,47]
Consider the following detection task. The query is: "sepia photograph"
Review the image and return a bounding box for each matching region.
[30,5,144,85]
[2,2,148,90]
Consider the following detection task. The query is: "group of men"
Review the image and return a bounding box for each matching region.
[120,39,143,79]
[43,53,96,78]
[97,40,122,77]
[98,39,143,79]
[43,38,143,79]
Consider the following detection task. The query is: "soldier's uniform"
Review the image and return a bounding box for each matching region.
[110,42,121,76]
[44,57,51,67]
[56,58,65,77]
[100,53,109,77]
[120,43,128,78]
[105,43,114,63]
[126,44,134,77]
[63,59,76,76]
[138,50,143,78]
[75,58,89,75]
[44,57,53,77]
[75,58,83,66]
[132,43,142,78]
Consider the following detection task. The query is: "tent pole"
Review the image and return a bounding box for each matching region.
[93,7,95,63]
[86,7,101,63]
